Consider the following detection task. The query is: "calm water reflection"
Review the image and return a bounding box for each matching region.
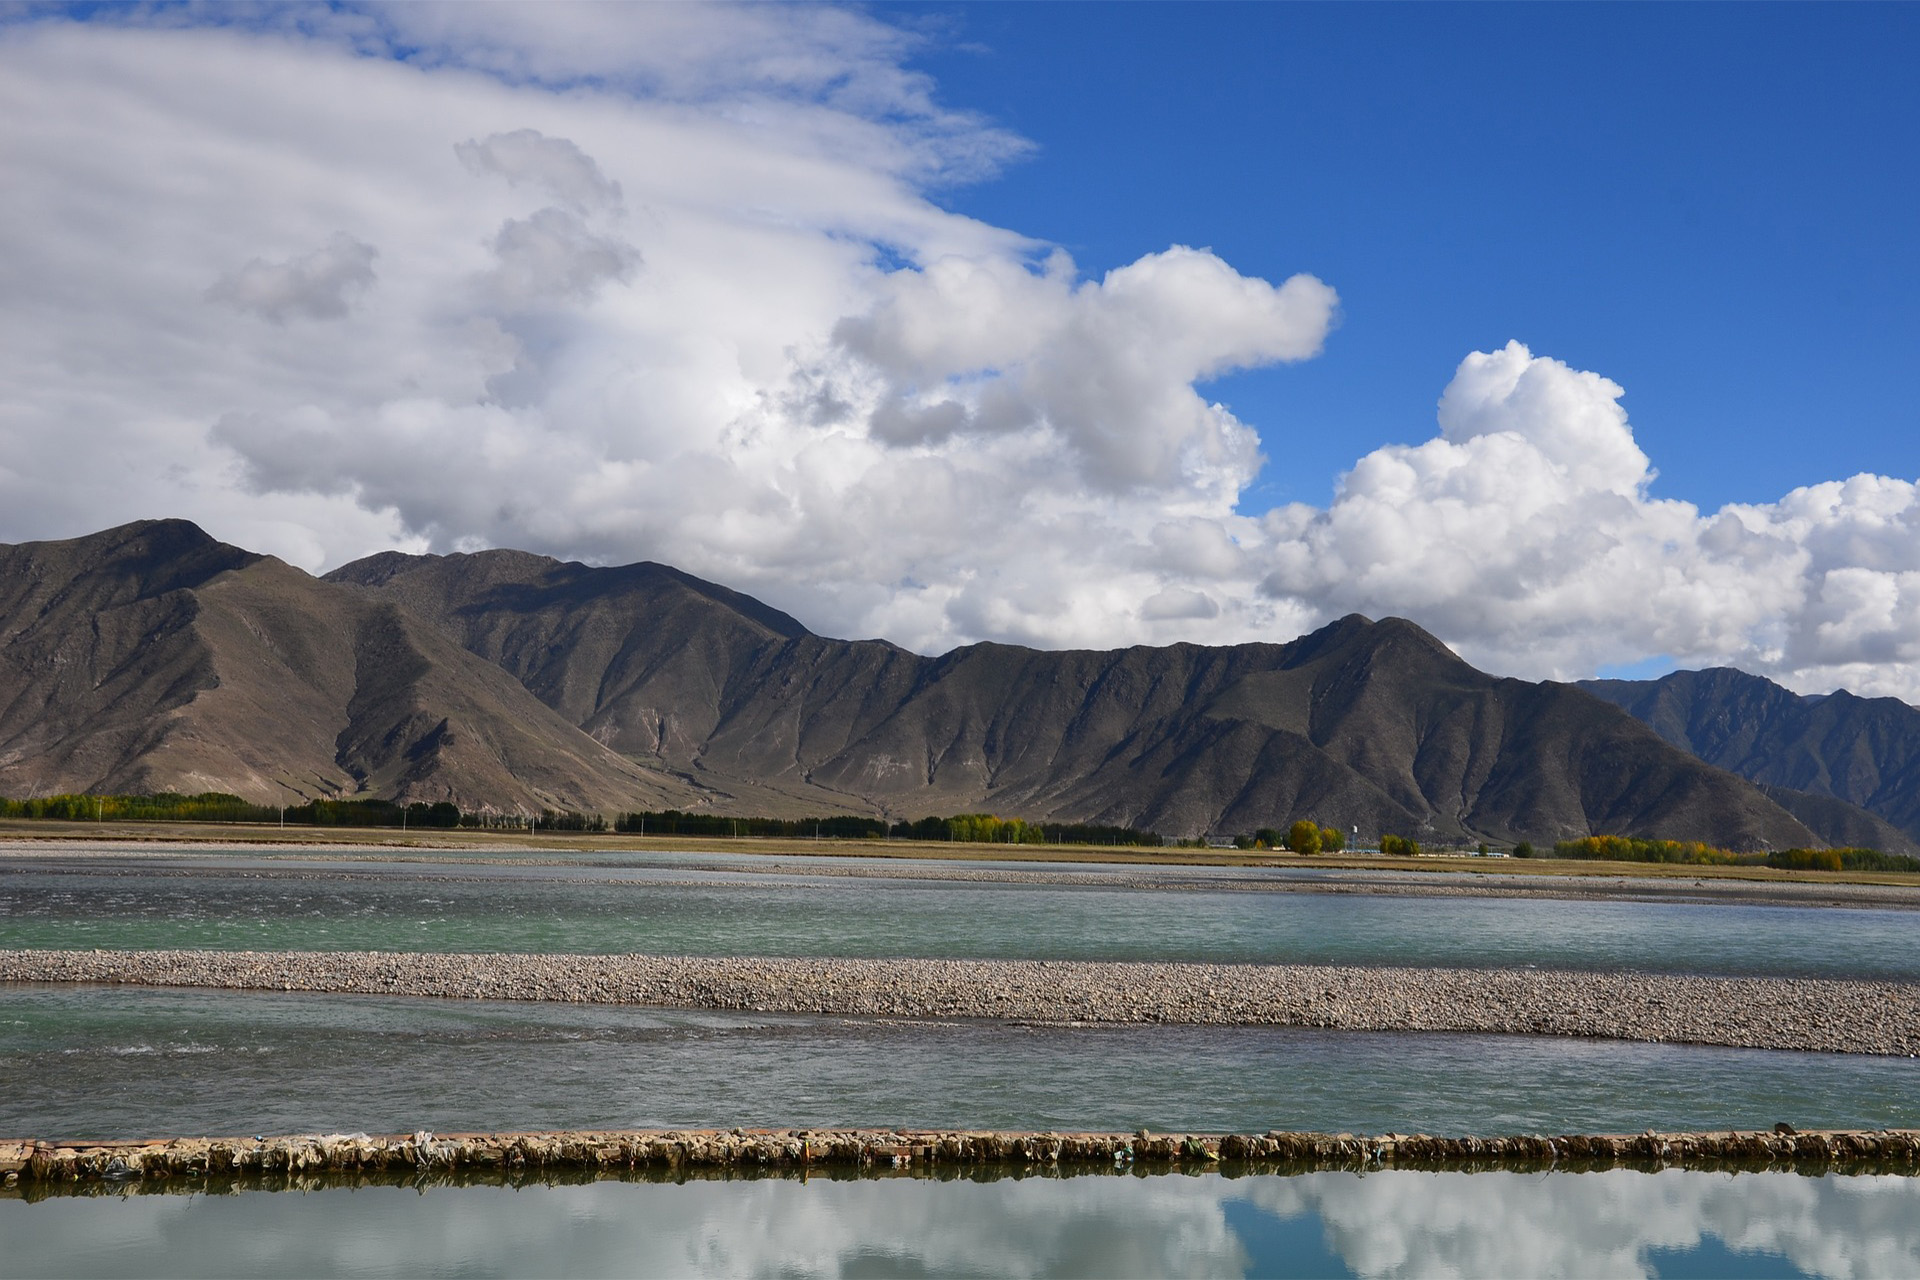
[4,1167,1914,1278]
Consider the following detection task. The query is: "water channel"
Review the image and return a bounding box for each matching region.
[4,846,1916,979]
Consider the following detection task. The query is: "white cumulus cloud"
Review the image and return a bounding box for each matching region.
[0,4,1915,702]
[1256,340,1920,698]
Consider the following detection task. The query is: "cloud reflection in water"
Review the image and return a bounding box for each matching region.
[6,1168,1918,1278]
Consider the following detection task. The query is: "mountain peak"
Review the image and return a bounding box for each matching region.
[0,518,260,603]
[1284,611,1465,673]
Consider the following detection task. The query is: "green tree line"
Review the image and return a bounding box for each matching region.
[1549,834,1920,872]
[611,809,1161,846]
[0,792,603,831]
[1245,821,1354,854]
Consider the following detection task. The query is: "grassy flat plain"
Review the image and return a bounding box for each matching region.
[4,818,1918,890]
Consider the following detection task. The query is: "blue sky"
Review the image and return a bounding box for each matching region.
[915,2,1919,511]
[1,1,1916,696]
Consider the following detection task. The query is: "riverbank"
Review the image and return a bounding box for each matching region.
[5,948,1915,1055]
[8,823,1920,887]
[8,1126,1919,1190]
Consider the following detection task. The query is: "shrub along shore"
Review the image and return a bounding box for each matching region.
[7,1127,1920,1190]
[3,948,1914,1056]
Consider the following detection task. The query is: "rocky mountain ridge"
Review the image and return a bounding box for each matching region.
[324,538,1839,849]
[0,518,1897,849]
[1583,668,1920,848]
[0,521,697,815]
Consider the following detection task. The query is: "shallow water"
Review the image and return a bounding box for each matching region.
[5,984,1916,1142]
[5,849,1918,978]
[5,1166,1916,1279]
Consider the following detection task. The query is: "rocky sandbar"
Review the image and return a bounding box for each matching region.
[3,948,1915,1055]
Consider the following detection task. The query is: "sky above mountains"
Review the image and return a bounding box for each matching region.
[2,3,1916,699]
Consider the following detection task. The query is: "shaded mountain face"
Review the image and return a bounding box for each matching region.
[328,549,1821,848]
[1583,669,1920,852]
[0,522,699,812]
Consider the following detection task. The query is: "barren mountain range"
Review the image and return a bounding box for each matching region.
[1583,669,1920,851]
[2,519,1913,850]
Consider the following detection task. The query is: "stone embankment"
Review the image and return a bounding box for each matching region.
[7,1127,1920,1189]
[4,948,1917,1055]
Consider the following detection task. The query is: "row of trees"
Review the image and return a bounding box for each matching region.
[1,793,1150,845]
[1549,835,1918,872]
[24,791,1895,871]
[1245,821,1349,854]
[0,792,595,831]
[1238,822,1426,856]
[611,810,1162,847]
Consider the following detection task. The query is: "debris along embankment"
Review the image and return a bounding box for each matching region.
[6,1127,1920,1190]
[4,948,1917,1055]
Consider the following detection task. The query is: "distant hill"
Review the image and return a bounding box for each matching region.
[325,545,1828,848]
[1583,668,1920,852]
[0,521,698,814]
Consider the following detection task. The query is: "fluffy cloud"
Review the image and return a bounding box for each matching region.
[1,5,1915,701]
[454,128,624,213]
[207,232,378,322]
[1257,341,1920,697]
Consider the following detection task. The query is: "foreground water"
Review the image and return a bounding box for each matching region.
[5,985,1916,1142]
[5,848,1918,978]
[6,1167,1917,1279]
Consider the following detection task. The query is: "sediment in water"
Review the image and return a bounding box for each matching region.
[5,1127,1919,1192]
[3,948,1917,1055]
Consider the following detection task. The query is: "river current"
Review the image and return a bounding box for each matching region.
[3,845,1916,978]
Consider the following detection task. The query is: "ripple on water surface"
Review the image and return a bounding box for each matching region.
[4,984,1917,1141]
[4,851,1918,978]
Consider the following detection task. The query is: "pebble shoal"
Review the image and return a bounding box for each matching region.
[4,948,1915,1055]
[7,1126,1920,1189]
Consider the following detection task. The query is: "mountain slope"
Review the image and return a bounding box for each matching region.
[1583,668,1920,849]
[0,522,698,812]
[331,549,1821,847]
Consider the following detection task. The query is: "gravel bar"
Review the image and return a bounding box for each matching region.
[3,948,1915,1056]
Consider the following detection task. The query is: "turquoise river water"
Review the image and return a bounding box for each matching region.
[4,842,1918,1277]
[3,846,1916,977]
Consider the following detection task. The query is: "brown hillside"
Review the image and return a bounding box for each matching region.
[328,549,1824,847]
[0,522,698,812]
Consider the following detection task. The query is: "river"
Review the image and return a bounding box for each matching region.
[5,840,1917,1277]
